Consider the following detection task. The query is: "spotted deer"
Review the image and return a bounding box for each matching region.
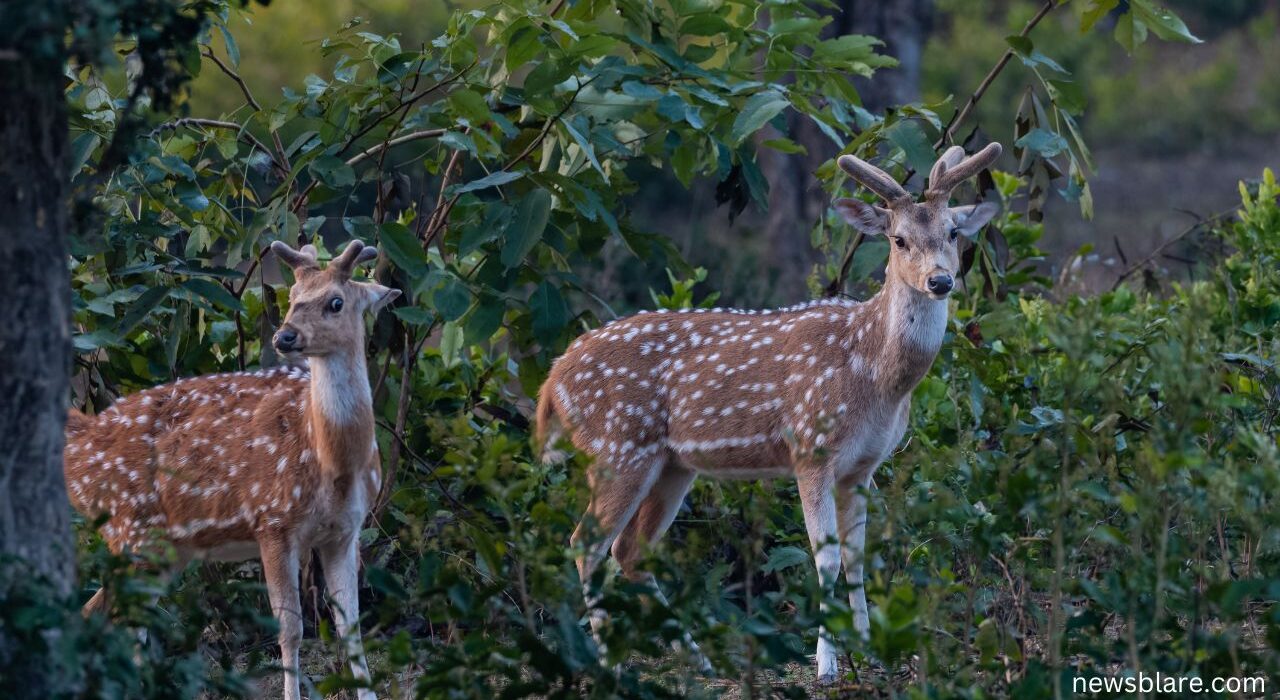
[536,143,1002,682]
[64,240,400,700]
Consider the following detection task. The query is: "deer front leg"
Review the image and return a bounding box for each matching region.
[260,536,304,700]
[837,472,874,641]
[319,534,376,700]
[796,468,842,684]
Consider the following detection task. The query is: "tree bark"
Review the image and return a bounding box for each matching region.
[760,0,935,299]
[0,46,75,596]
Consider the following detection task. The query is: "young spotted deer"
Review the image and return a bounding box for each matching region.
[536,143,1002,682]
[64,240,399,700]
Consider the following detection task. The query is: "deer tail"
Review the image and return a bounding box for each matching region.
[534,379,570,464]
[65,407,92,439]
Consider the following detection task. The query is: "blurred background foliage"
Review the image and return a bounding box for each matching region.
[11,0,1279,698]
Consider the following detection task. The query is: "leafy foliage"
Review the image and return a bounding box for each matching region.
[41,0,1280,699]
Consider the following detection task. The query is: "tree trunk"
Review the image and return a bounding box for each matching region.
[760,0,935,299]
[0,46,75,596]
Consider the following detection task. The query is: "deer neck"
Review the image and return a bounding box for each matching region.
[305,344,374,475]
[865,274,948,397]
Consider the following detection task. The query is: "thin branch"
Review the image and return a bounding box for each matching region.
[150,118,283,175]
[337,61,475,158]
[346,128,446,168]
[1111,207,1236,289]
[201,48,262,112]
[825,231,865,297]
[936,0,1055,149]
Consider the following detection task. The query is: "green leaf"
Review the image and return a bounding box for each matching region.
[1130,0,1201,43]
[529,280,568,346]
[1113,12,1148,53]
[116,286,170,336]
[730,90,790,145]
[464,295,505,345]
[680,13,731,37]
[182,278,245,312]
[1015,128,1069,158]
[502,189,553,269]
[380,222,429,280]
[69,132,100,177]
[309,155,356,188]
[448,89,492,124]
[216,22,241,67]
[432,274,471,322]
[391,306,435,326]
[883,119,935,175]
[562,116,605,178]
[1047,80,1087,115]
[1081,0,1120,33]
[762,546,810,574]
[438,321,463,368]
[450,170,524,195]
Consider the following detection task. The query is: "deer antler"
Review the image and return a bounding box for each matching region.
[929,146,966,190]
[837,154,911,206]
[927,142,1002,197]
[271,240,320,271]
[330,240,378,279]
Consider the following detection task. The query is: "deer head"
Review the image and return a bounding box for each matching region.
[270,240,400,357]
[833,143,1002,299]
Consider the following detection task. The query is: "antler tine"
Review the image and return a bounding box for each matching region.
[930,142,1003,196]
[270,240,320,271]
[837,154,910,205]
[928,146,966,191]
[330,240,371,278]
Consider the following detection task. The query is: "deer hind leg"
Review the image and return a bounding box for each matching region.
[796,467,842,685]
[837,471,875,642]
[259,536,304,700]
[609,464,712,672]
[318,534,376,700]
[570,454,664,643]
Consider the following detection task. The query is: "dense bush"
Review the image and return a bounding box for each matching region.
[24,0,1280,698]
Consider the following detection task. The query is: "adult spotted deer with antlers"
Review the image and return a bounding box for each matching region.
[64,240,399,700]
[536,143,1002,681]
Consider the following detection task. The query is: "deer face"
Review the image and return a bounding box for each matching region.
[834,198,999,299]
[834,143,1003,299]
[270,241,400,357]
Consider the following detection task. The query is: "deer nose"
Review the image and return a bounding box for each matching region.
[927,274,953,296]
[274,327,300,352]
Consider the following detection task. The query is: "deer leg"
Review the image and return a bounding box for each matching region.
[570,457,663,643]
[82,587,110,617]
[837,472,874,642]
[610,464,712,672]
[318,535,376,700]
[796,468,842,685]
[260,536,303,700]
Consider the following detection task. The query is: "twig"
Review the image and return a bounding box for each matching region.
[201,48,261,112]
[825,232,865,297]
[150,118,282,174]
[1111,207,1235,289]
[346,129,447,168]
[936,0,1056,149]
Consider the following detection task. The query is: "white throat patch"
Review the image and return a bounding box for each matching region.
[307,354,371,425]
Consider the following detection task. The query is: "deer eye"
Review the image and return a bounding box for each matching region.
[327,297,344,313]
[892,237,907,250]
[950,228,960,241]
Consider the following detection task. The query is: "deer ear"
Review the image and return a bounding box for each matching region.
[363,283,401,313]
[834,198,890,236]
[950,202,1000,237]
